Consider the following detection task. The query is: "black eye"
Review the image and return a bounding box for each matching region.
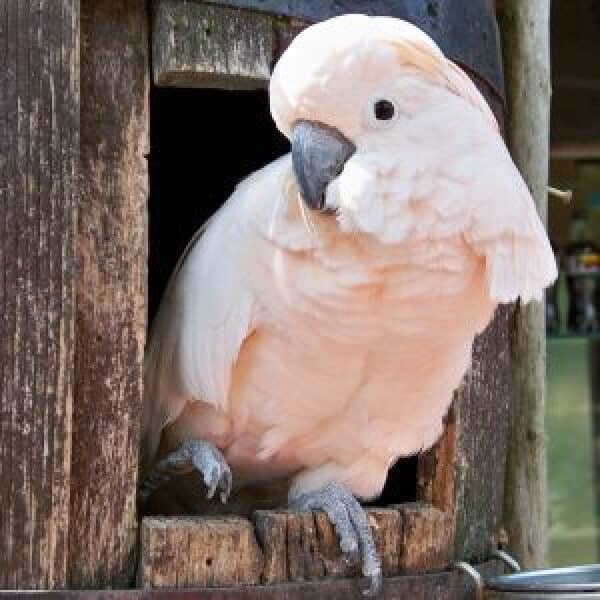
[374,99,395,121]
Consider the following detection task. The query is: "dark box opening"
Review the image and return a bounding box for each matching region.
[148,86,417,506]
[148,87,289,321]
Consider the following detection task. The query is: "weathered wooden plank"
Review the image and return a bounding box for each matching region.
[153,1,273,89]
[255,509,405,583]
[139,520,175,589]
[284,512,326,582]
[496,0,551,570]
[0,0,79,589]
[397,504,453,573]
[413,279,513,570]
[368,508,404,577]
[141,507,405,589]
[140,517,264,589]
[417,407,457,513]
[0,561,504,599]
[253,511,354,584]
[253,512,287,584]
[452,306,513,562]
[68,0,149,588]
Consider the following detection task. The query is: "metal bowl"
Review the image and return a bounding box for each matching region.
[485,565,600,599]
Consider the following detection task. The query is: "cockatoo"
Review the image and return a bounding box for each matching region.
[140,14,557,594]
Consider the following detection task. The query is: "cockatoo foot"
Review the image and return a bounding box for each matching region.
[289,482,382,597]
[139,439,232,504]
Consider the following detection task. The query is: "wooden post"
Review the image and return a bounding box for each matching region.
[452,308,513,561]
[496,0,552,569]
[68,0,149,588]
[0,0,79,589]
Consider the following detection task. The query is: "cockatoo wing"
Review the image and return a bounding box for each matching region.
[142,156,299,469]
[436,59,557,304]
[141,207,254,467]
[465,141,557,304]
[141,155,311,469]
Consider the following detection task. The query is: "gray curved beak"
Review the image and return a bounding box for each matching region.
[291,120,356,212]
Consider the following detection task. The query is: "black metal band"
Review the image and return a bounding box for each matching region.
[202,0,505,99]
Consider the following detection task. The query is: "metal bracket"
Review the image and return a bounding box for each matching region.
[454,561,485,600]
[453,549,521,599]
[491,549,521,573]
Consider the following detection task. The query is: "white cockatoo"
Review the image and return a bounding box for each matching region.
[141,14,557,594]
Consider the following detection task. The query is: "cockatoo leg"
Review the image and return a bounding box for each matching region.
[139,439,232,504]
[289,481,382,597]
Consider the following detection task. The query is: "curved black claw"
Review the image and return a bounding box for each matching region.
[289,482,382,597]
[139,439,232,504]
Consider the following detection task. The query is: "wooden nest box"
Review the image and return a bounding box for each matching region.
[1,0,545,597]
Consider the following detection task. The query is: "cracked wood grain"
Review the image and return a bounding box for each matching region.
[68,0,149,588]
[0,0,79,589]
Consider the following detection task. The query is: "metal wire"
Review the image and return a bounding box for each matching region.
[491,549,521,573]
[453,561,484,600]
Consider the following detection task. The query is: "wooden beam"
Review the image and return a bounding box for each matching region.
[152,1,307,89]
[68,0,149,588]
[137,521,501,597]
[139,517,264,588]
[139,504,459,589]
[452,307,513,562]
[397,504,453,573]
[0,0,79,589]
[550,2,600,149]
[0,561,505,599]
[551,143,600,160]
[152,1,273,89]
[496,0,551,569]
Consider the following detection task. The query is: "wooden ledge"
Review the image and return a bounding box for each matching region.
[139,504,453,589]
[1,562,503,599]
[152,1,306,89]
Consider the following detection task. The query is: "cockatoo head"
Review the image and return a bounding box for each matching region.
[270,14,499,242]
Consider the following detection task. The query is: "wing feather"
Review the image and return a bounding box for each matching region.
[465,142,557,303]
[141,156,297,468]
